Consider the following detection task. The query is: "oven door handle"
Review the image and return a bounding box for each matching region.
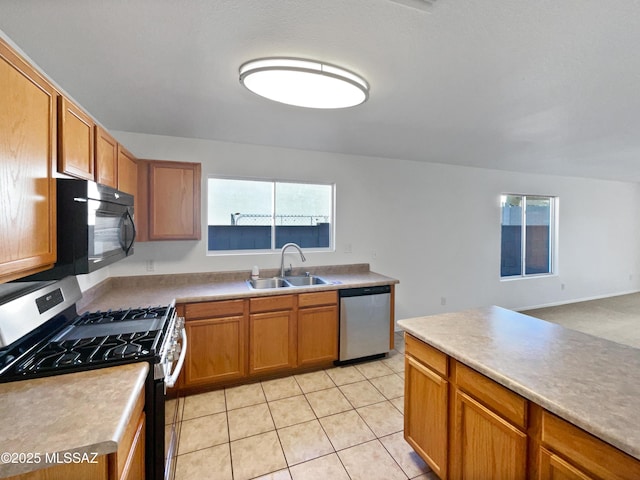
[165,323,187,389]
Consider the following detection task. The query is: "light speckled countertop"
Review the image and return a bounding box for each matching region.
[0,363,148,477]
[79,263,399,312]
[398,306,640,461]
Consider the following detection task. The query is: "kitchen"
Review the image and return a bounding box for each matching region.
[1,1,640,480]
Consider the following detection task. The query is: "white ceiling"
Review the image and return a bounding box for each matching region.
[1,0,640,182]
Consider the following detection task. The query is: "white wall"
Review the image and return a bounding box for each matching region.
[82,131,640,321]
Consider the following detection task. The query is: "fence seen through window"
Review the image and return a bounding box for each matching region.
[208,178,333,252]
[501,194,556,278]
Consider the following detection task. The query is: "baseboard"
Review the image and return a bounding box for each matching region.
[516,289,640,312]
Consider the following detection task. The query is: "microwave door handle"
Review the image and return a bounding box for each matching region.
[125,209,136,254]
[120,209,136,255]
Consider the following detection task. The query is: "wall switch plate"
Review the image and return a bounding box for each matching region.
[146,260,155,272]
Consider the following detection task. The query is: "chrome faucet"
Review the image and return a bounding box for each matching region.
[280,243,306,277]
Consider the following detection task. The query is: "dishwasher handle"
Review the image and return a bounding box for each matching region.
[339,285,391,297]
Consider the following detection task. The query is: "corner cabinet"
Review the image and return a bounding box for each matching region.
[403,333,640,480]
[0,38,57,283]
[137,160,201,241]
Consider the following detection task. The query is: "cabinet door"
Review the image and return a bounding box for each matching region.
[452,389,527,480]
[0,39,57,282]
[58,96,95,180]
[95,125,118,188]
[539,447,594,480]
[184,316,246,387]
[120,413,145,480]
[297,304,338,366]
[404,355,448,479]
[148,161,201,240]
[249,310,296,375]
[117,145,138,196]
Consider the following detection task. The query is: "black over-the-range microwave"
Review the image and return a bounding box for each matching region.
[23,179,136,281]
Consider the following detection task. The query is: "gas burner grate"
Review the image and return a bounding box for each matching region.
[75,306,170,325]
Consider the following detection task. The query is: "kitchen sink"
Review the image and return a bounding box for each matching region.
[283,275,328,286]
[248,277,290,289]
[247,275,329,289]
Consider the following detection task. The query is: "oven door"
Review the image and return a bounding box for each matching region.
[164,394,181,480]
[160,317,186,480]
[87,199,136,272]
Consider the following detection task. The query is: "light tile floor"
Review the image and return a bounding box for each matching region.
[172,332,437,480]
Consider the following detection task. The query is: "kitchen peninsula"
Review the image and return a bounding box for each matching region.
[398,306,640,479]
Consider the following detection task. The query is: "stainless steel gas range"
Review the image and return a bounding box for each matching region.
[0,276,186,480]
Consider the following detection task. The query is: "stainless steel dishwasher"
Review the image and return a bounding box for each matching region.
[338,285,391,364]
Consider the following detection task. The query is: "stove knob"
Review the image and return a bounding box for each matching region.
[167,346,176,361]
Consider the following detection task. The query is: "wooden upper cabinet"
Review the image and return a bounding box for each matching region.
[147,160,201,241]
[0,38,57,283]
[117,145,138,196]
[58,96,95,180]
[95,125,118,188]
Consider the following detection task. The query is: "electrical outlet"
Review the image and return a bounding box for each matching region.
[146,260,155,272]
[344,243,352,254]
[371,250,377,259]
[440,296,447,306]
[561,283,565,291]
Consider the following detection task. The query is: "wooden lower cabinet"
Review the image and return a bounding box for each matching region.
[404,355,448,479]
[539,448,594,480]
[404,333,640,480]
[178,291,342,392]
[182,300,246,388]
[451,390,527,480]
[184,316,246,386]
[249,310,296,375]
[538,409,640,480]
[297,294,338,367]
[118,413,145,480]
[8,392,145,480]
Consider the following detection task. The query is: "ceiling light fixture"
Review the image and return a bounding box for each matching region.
[239,58,369,109]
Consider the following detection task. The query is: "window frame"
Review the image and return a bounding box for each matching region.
[499,193,558,280]
[206,175,336,255]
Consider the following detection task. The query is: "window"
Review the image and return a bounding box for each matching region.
[207,178,334,252]
[500,194,556,278]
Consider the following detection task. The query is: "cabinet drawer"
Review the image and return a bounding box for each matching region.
[298,290,337,308]
[405,333,448,377]
[454,361,527,429]
[541,410,640,480]
[184,299,244,319]
[250,295,294,313]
